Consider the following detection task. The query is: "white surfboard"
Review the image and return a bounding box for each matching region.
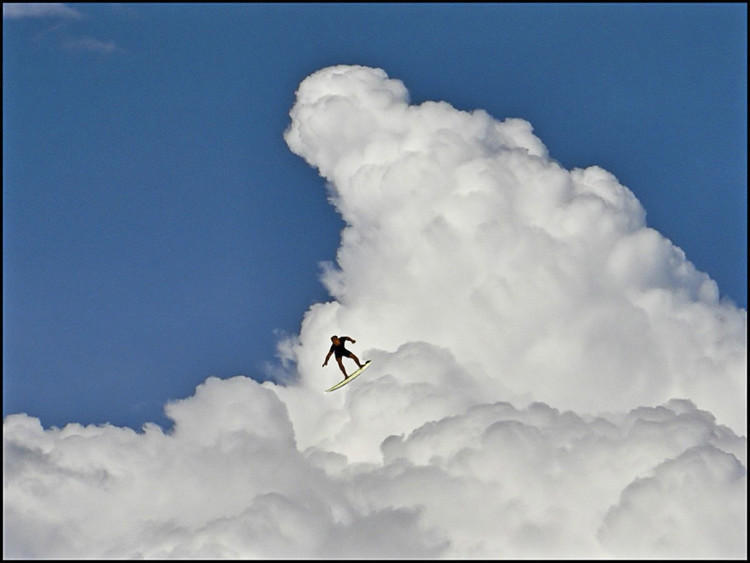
[325,360,372,392]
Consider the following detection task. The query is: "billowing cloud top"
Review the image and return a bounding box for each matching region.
[4,65,746,558]
[282,64,745,434]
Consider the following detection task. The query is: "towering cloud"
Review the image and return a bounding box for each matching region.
[4,65,746,558]
[281,64,745,438]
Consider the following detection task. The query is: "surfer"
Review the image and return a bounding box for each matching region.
[323,335,364,378]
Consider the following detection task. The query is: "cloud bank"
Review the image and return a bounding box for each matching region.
[3,65,746,558]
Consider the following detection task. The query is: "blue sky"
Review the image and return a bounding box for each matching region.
[3,3,746,432]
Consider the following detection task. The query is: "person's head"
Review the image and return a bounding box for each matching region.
[331,335,339,343]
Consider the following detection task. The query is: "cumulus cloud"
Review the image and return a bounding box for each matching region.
[4,386,745,558]
[3,65,746,558]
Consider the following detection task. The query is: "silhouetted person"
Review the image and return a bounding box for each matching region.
[323,335,364,378]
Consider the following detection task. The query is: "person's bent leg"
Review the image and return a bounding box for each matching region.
[336,357,348,378]
[349,353,363,369]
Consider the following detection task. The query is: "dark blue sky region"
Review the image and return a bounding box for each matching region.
[3,3,746,431]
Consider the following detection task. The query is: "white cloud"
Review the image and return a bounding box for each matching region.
[3,65,746,558]
[283,64,745,434]
[599,445,746,558]
[4,4,121,55]
[4,387,745,558]
[2,3,81,20]
[62,36,120,54]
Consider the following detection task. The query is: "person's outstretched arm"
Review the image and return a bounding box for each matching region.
[323,345,334,366]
